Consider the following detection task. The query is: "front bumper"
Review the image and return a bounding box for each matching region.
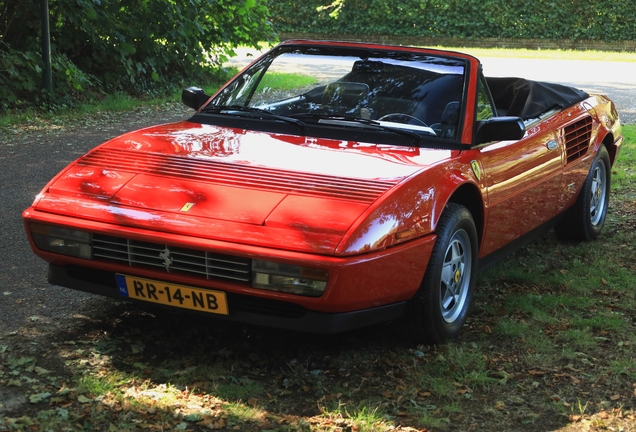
[49,264,407,334]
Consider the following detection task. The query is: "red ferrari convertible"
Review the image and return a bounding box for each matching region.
[23,40,623,343]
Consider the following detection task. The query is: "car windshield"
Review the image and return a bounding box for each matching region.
[207,45,467,140]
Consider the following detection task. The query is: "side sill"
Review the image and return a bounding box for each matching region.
[47,264,406,334]
[477,213,563,274]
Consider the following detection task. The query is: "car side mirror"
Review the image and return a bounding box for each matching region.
[182,87,211,110]
[475,117,525,144]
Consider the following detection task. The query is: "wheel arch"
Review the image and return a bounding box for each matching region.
[446,182,485,247]
[600,132,619,166]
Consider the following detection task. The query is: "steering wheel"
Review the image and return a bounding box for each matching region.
[378,113,428,127]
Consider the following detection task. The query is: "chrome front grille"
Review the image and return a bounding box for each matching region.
[92,234,251,283]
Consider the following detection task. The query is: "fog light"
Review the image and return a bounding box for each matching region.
[252,260,328,297]
[30,223,92,259]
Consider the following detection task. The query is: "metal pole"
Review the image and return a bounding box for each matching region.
[40,0,52,93]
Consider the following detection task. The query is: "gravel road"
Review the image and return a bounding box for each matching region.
[1,54,634,349]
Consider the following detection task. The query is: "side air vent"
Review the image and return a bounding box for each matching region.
[563,116,592,164]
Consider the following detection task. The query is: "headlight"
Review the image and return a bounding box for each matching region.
[30,223,92,259]
[252,260,328,297]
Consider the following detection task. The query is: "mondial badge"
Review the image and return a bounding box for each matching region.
[470,160,482,181]
[180,202,195,212]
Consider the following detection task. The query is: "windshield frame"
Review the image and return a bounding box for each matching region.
[191,42,472,149]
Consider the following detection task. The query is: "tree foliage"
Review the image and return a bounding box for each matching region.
[0,0,274,110]
[270,0,636,41]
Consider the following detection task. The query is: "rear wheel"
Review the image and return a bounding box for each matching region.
[555,145,611,241]
[404,203,478,344]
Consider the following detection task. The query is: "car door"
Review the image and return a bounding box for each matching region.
[468,71,564,257]
[478,125,563,257]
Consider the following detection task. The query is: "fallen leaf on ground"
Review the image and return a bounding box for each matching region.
[29,392,51,403]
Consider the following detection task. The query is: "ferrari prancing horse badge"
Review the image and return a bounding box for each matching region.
[470,160,482,181]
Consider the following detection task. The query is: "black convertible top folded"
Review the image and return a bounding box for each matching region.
[486,77,589,120]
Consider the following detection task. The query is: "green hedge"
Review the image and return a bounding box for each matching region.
[269,0,635,41]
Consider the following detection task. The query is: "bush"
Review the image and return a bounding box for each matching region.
[0,0,275,110]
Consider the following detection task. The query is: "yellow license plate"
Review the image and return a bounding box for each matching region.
[115,274,228,315]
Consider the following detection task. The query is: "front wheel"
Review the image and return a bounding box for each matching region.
[404,203,478,344]
[555,145,611,241]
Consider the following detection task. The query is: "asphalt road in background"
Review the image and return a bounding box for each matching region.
[1,55,634,340]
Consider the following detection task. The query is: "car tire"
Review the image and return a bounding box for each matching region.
[404,203,478,344]
[555,145,611,242]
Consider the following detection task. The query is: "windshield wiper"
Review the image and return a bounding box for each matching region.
[290,114,427,141]
[200,105,306,131]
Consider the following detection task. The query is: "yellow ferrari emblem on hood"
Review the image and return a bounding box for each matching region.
[180,202,195,212]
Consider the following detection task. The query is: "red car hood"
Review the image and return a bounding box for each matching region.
[36,121,451,254]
